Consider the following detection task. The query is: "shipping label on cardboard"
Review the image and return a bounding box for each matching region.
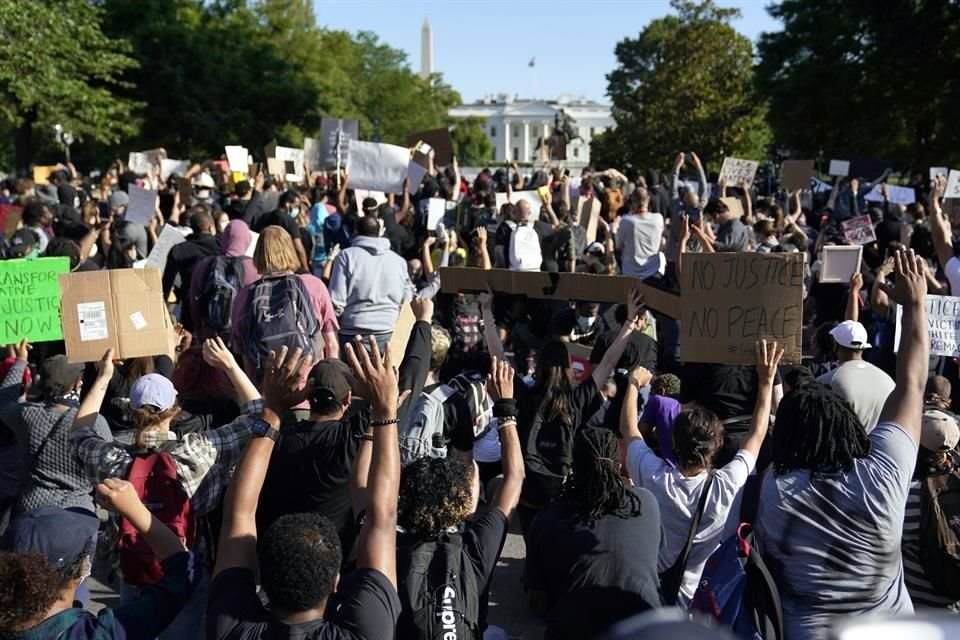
[77,302,109,341]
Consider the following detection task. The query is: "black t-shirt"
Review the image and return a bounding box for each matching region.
[589,329,658,372]
[679,362,781,424]
[252,209,303,243]
[421,382,475,452]
[525,487,664,639]
[207,566,400,640]
[257,404,370,552]
[396,509,509,640]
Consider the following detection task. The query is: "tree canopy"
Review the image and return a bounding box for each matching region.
[756,0,960,170]
[594,0,770,172]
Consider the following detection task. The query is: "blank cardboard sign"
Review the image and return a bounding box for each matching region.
[781,160,815,191]
[820,245,862,283]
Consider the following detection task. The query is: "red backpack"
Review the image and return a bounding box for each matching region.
[117,452,196,586]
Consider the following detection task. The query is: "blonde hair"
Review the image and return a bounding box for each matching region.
[429,326,452,371]
[253,225,300,274]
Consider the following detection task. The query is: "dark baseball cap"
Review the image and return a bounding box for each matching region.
[309,359,352,406]
[40,355,84,397]
[1,506,99,569]
[8,228,37,258]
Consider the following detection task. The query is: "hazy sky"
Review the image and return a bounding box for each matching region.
[312,0,782,104]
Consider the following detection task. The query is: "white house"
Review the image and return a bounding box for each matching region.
[448,94,615,168]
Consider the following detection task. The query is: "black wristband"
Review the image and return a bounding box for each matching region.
[493,399,517,419]
[370,418,399,427]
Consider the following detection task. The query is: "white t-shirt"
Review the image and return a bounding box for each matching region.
[946,256,960,295]
[616,213,665,280]
[626,438,756,607]
[817,360,894,432]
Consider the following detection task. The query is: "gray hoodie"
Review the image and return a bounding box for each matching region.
[329,235,415,335]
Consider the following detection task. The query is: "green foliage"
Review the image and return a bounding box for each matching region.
[595,0,771,172]
[0,0,140,169]
[450,117,493,166]
[756,0,960,169]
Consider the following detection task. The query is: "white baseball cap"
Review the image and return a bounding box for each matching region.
[921,408,960,452]
[829,320,871,351]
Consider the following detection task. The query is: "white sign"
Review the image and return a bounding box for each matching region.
[274,146,305,183]
[426,198,457,232]
[346,140,410,193]
[864,184,916,206]
[143,225,189,270]
[931,167,949,182]
[160,159,189,182]
[354,189,387,206]
[828,160,850,177]
[945,170,960,199]
[125,185,158,226]
[719,157,759,187]
[511,190,544,214]
[245,231,259,258]
[895,295,960,356]
[811,177,833,193]
[820,245,862,283]
[224,146,249,174]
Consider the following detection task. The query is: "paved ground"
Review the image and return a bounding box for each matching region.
[87,526,545,639]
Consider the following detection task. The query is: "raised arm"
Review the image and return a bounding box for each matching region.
[691,152,707,202]
[845,272,863,323]
[591,288,643,387]
[676,213,691,280]
[670,152,684,199]
[488,357,523,518]
[336,172,349,214]
[479,287,507,362]
[0,339,30,407]
[878,249,930,444]
[344,338,401,589]
[929,174,954,273]
[213,346,313,578]
[73,349,114,432]
[620,366,654,445]
[98,478,186,562]
[475,226,492,270]
[202,337,260,405]
[422,236,438,280]
[870,258,894,317]
[739,179,753,221]
[740,341,783,460]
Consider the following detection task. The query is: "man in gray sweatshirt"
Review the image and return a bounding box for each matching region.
[329,215,416,350]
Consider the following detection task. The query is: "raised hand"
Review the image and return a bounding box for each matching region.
[344,337,399,411]
[261,346,314,413]
[880,248,927,308]
[488,356,514,400]
[628,366,653,389]
[202,337,237,371]
[755,339,784,387]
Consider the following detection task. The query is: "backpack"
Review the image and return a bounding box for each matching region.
[447,371,493,440]
[242,274,320,370]
[691,523,784,640]
[397,533,481,640]
[198,255,244,332]
[117,452,196,586]
[506,221,542,271]
[400,385,456,466]
[919,468,960,599]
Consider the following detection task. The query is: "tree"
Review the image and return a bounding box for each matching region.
[756,0,960,170]
[450,117,493,166]
[0,0,140,171]
[595,0,770,172]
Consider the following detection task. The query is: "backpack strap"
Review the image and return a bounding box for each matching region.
[429,384,456,404]
[662,472,715,605]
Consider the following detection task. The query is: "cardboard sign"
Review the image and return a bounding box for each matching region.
[579,197,601,244]
[0,257,70,344]
[266,157,284,178]
[820,245,862,283]
[781,160,815,191]
[224,146,249,174]
[828,160,850,177]
[680,253,804,365]
[719,197,744,220]
[864,184,916,205]
[32,165,57,185]
[60,268,175,363]
[406,144,430,193]
[406,128,454,165]
[389,302,417,363]
[125,185,158,226]
[318,118,360,169]
[160,159,189,181]
[346,140,410,192]
[841,215,877,246]
[719,157,759,188]
[945,170,960,199]
[128,148,166,175]
[143,224,188,270]
[275,146,304,183]
[439,267,681,319]
[895,295,960,356]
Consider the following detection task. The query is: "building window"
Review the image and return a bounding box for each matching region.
[490,126,496,137]
[513,128,518,139]
[590,127,596,137]
[531,126,539,137]
[574,148,580,158]
[513,147,519,160]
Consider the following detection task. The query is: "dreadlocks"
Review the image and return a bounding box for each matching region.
[560,428,641,527]
[772,382,871,475]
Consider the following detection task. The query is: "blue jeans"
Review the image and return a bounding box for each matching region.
[121,566,209,640]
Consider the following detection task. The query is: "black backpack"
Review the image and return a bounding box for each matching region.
[919,468,960,599]
[242,273,320,370]
[197,255,243,332]
[397,533,481,640]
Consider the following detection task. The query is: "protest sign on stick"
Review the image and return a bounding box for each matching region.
[0,257,70,344]
[680,253,805,365]
[719,157,759,187]
[318,118,360,171]
[841,215,877,246]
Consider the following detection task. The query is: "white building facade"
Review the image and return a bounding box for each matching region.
[448,95,615,169]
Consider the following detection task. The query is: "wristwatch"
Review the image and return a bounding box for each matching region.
[251,417,281,442]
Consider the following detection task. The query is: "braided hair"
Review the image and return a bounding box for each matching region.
[772,382,870,475]
[560,428,640,527]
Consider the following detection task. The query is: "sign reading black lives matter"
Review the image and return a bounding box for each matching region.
[681,252,805,365]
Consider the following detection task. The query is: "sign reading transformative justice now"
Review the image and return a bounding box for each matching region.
[681,252,805,365]
[0,257,70,344]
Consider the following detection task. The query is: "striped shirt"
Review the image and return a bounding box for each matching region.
[902,477,960,609]
[71,400,261,515]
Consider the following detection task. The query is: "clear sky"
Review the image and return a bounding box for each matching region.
[312,0,782,104]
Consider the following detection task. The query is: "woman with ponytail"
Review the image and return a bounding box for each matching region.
[620,340,783,608]
[524,427,663,640]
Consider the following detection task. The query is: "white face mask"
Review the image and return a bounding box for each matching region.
[87,243,98,258]
[577,315,597,330]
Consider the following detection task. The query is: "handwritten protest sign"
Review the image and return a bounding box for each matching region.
[719,157,759,188]
[945,170,960,199]
[781,160,815,191]
[828,160,850,177]
[680,253,804,365]
[346,140,410,192]
[0,257,70,344]
[143,225,188,270]
[841,215,877,246]
[895,295,960,356]
[864,184,915,205]
[820,245,862,283]
[318,118,360,170]
[125,185,158,226]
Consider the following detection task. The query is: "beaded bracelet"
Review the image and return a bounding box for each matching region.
[370,418,400,427]
[497,416,517,430]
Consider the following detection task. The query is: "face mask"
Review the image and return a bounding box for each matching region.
[577,315,596,330]
[87,243,98,258]
[287,207,298,218]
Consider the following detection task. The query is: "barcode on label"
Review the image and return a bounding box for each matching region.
[77,301,109,342]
